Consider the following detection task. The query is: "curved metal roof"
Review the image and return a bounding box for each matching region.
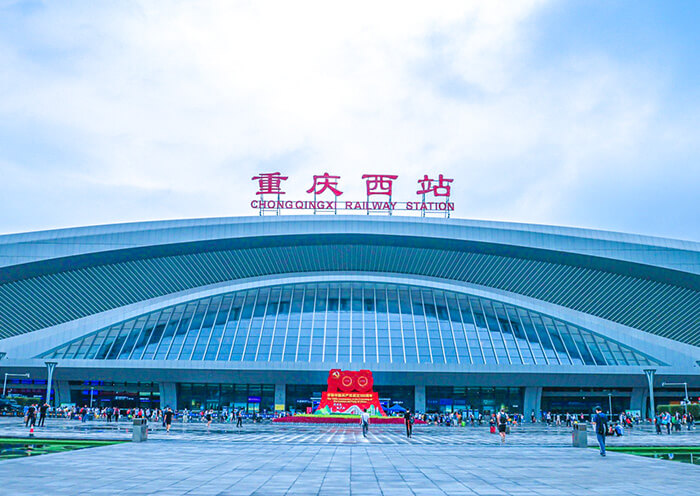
[0,216,698,345]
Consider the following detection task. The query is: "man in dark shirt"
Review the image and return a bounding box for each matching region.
[38,402,49,427]
[164,407,174,433]
[404,409,413,438]
[26,404,37,428]
[592,406,608,457]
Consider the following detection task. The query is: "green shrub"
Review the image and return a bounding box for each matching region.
[656,403,700,417]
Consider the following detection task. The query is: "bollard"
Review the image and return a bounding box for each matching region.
[572,422,588,448]
[132,418,148,442]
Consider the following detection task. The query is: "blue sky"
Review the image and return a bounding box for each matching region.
[1,1,698,240]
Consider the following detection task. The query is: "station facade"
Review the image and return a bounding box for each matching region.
[0,216,698,416]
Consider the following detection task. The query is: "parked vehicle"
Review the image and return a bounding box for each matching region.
[0,398,23,415]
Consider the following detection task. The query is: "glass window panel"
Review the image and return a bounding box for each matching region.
[515,309,545,364]
[179,300,209,360]
[166,302,197,360]
[106,321,134,359]
[155,304,185,360]
[481,300,508,365]
[592,335,617,365]
[529,314,558,364]
[295,288,315,362]
[255,291,281,361]
[622,349,639,366]
[568,326,595,365]
[95,325,123,360]
[118,317,147,359]
[61,341,81,359]
[141,308,174,360]
[470,298,496,363]
[217,295,243,361]
[607,341,627,365]
[205,296,234,360]
[541,316,571,365]
[82,329,110,359]
[554,322,583,365]
[130,312,162,359]
[581,330,606,365]
[73,333,97,359]
[492,303,521,365]
[192,297,223,360]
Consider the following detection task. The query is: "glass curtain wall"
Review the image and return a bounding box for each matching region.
[426,386,523,414]
[44,282,661,367]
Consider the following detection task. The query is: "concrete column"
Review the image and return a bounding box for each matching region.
[159,382,177,410]
[55,381,72,406]
[44,361,58,406]
[275,383,286,411]
[414,385,426,413]
[643,368,656,419]
[630,387,646,414]
[523,386,542,421]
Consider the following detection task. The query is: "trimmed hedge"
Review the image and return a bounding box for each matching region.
[656,404,699,417]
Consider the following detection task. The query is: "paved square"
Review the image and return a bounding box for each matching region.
[0,419,698,495]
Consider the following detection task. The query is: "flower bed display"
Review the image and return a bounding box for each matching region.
[273,414,426,424]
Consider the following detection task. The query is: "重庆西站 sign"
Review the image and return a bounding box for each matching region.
[251,172,455,213]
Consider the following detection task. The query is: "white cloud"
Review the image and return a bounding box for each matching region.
[0,0,697,239]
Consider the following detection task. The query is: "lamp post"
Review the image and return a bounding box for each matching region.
[661,382,689,415]
[643,368,656,420]
[608,392,613,418]
[44,361,57,407]
[3,373,30,397]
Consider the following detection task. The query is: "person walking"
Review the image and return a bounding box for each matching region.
[592,406,608,457]
[164,406,174,433]
[404,409,413,438]
[496,409,509,444]
[236,409,243,428]
[662,411,671,435]
[38,402,49,427]
[26,404,37,429]
[360,408,370,438]
[205,409,213,428]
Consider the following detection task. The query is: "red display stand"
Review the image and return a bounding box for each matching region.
[317,369,386,416]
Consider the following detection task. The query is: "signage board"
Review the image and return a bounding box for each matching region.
[251,172,455,216]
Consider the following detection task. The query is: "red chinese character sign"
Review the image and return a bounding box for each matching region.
[250,172,455,216]
[317,369,386,416]
[252,172,288,195]
[362,174,398,197]
[416,174,452,197]
[307,173,343,197]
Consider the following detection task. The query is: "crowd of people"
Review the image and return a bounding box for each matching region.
[653,411,695,434]
[19,401,697,445]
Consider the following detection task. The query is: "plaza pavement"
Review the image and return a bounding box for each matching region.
[0,418,698,495]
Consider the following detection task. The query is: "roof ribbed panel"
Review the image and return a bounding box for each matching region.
[1,243,699,345]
